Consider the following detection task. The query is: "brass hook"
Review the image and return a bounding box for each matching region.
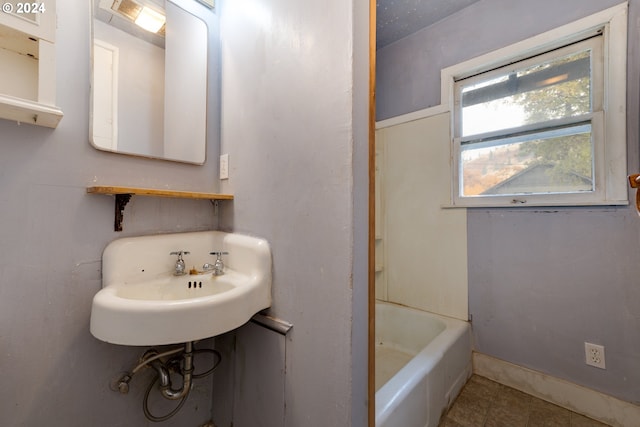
[628,174,640,215]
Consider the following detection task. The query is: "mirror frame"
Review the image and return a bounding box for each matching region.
[89,0,210,165]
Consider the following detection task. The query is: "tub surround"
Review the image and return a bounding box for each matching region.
[376,111,468,321]
[375,109,471,427]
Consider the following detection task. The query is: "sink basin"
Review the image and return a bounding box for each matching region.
[90,231,271,346]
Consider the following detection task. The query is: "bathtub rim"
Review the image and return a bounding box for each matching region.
[375,301,471,425]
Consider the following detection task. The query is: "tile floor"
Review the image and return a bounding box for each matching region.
[439,375,612,427]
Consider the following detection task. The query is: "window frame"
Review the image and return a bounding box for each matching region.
[441,3,628,208]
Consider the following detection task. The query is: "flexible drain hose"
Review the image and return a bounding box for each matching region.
[143,371,190,422]
[132,347,183,375]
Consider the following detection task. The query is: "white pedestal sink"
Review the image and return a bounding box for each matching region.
[90,231,272,346]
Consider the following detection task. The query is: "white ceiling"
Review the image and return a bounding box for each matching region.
[376,0,481,49]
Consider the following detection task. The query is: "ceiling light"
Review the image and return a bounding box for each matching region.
[134,6,165,33]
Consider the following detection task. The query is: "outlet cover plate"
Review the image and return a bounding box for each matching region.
[585,342,606,369]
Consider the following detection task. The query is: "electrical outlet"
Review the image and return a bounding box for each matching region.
[219,154,229,180]
[585,342,606,369]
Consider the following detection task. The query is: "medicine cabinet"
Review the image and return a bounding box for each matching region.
[90,0,209,164]
[0,0,63,128]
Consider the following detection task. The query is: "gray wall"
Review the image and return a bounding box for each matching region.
[216,0,370,425]
[376,0,640,403]
[0,0,223,425]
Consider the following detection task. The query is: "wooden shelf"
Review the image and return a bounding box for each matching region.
[87,186,234,231]
[87,185,234,200]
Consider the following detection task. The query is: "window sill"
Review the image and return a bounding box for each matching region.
[442,199,629,209]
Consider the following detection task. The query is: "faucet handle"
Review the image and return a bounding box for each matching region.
[170,251,190,276]
[209,251,229,257]
[170,251,191,258]
[209,251,229,276]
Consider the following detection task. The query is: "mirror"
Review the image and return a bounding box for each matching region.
[90,0,208,164]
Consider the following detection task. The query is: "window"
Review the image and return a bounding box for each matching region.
[443,4,627,207]
[456,39,601,199]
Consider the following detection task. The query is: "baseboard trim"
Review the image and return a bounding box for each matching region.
[472,352,640,427]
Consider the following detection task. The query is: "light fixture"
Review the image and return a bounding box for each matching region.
[538,73,569,87]
[134,6,165,33]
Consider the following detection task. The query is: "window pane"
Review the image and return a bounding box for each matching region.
[460,50,591,137]
[460,124,593,197]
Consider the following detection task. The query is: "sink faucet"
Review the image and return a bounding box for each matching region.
[170,251,190,276]
[207,251,228,276]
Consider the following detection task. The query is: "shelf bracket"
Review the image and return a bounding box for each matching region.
[114,194,132,232]
[86,186,233,232]
[629,174,640,216]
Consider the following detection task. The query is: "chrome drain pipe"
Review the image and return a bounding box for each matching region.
[151,341,194,400]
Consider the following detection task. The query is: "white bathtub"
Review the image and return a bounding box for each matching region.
[375,301,472,427]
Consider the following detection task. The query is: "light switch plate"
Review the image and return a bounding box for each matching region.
[220,154,229,180]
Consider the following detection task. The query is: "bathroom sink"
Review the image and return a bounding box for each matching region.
[90,231,272,346]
